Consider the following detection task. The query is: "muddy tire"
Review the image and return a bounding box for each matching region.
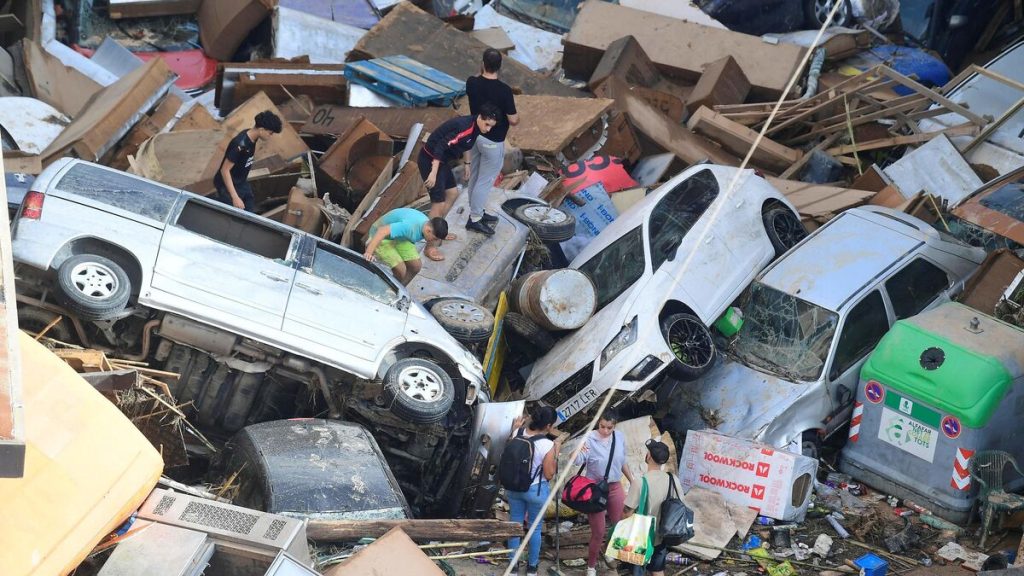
[431,298,494,344]
[513,204,576,242]
[383,358,456,424]
[661,313,716,381]
[56,254,131,321]
[803,0,852,28]
[17,306,73,341]
[503,312,556,359]
[801,430,822,460]
[763,206,807,258]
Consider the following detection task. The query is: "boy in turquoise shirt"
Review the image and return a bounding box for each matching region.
[363,208,448,285]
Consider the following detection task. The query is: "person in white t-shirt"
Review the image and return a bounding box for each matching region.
[507,405,561,576]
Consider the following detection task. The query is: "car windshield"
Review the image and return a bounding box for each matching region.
[732,283,839,381]
[577,227,645,312]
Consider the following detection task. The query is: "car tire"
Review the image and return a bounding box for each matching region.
[431,298,494,344]
[55,254,131,321]
[513,204,576,242]
[503,312,556,359]
[383,358,456,425]
[661,313,716,381]
[763,206,808,258]
[803,0,852,28]
[17,306,74,342]
[801,430,822,460]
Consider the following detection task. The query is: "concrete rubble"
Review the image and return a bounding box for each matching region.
[1,1,1024,575]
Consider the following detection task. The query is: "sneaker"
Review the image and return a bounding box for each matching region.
[481,211,498,223]
[586,568,597,576]
[526,565,539,576]
[466,217,495,235]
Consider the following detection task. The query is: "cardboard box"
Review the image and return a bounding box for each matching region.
[197,0,274,62]
[679,430,817,521]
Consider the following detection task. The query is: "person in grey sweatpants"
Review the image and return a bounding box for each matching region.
[464,48,519,235]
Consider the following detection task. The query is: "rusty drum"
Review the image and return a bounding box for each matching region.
[509,269,596,331]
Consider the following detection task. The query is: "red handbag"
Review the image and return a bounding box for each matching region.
[561,431,615,513]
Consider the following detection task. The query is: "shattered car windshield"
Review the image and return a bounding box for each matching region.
[577,227,645,312]
[732,283,838,381]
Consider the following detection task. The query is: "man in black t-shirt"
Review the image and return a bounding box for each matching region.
[464,49,519,235]
[214,110,282,212]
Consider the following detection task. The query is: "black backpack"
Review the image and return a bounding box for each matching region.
[499,428,545,493]
[658,473,695,546]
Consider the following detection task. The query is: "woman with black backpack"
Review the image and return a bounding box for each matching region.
[504,405,561,576]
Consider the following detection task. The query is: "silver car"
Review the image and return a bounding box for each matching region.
[667,206,986,456]
[13,159,484,408]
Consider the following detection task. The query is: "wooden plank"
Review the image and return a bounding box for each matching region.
[878,66,988,126]
[964,95,1024,153]
[767,178,876,226]
[469,27,515,53]
[302,105,457,139]
[506,95,614,154]
[686,55,750,115]
[789,95,932,144]
[779,133,841,179]
[351,2,579,98]
[686,106,800,171]
[562,0,806,98]
[345,61,441,101]
[825,123,980,156]
[307,519,523,542]
[109,0,201,19]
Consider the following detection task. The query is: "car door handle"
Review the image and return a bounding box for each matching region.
[261,270,289,282]
[296,282,322,295]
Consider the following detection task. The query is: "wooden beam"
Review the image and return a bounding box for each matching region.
[307,519,524,542]
[780,133,841,179]
[824,123,980,156]
[963,95,1024,153]
[969,65,1024,94]
[877,66,988,126]
[789,96,932,144]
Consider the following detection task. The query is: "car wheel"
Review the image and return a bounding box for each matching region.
[661,313,716,381]
[503,312,556,359]
[803,0,852,28]
[763,206,808,257]
[431,298,495,344]
[56,254,131,321]
[17,306,74,342]
[383,358,456,424]
[513,204,577,242]
[801,430,822,460]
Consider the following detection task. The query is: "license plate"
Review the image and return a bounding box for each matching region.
[557,384,600,423]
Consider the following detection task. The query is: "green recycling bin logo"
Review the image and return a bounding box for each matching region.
[878,407,938,463]
[885,419,910,445]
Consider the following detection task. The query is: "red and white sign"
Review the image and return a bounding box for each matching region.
[950,447,974,491]
[680,430,818,521]
[849,401,864,442]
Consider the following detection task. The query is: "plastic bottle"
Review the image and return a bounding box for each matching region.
[756,516,776,526]
[826,513,850,539]
[665,552,693,566]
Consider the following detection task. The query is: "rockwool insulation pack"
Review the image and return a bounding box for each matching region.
[678,430,817,521]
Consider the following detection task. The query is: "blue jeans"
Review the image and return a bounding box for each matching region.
[507,480,550,567]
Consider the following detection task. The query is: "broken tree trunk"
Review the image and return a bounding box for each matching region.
[306,519,523,542]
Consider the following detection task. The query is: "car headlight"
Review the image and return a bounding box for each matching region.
[600,316,638,369]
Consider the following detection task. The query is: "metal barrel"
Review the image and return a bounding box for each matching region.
[508,269,597,331]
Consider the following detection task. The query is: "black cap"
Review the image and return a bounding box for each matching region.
[645,439,670,465]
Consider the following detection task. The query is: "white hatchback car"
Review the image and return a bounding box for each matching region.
[522,165,805,425]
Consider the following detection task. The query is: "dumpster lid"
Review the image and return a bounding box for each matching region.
[862,303,1024,428]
